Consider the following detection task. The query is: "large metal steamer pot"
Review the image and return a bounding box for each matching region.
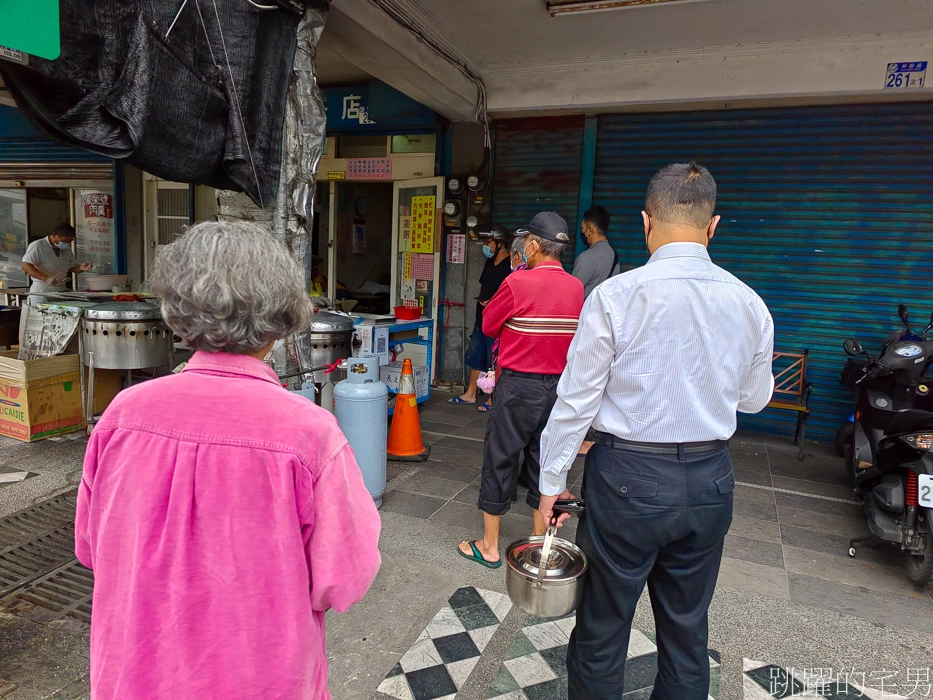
[82,302,173,370]
[306,311,355,383]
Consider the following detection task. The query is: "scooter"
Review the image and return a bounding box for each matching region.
[834,304,925,457]
[841,305,933,587]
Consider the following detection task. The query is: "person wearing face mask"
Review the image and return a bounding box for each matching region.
[457,212,584,569]
[538,163,774,699]
[572,205,619,298]
[509,233,528,272]
[448,226,512,410]
[21,223,93,304]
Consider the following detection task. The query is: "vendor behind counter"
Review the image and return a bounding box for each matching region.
[21,223,93,305]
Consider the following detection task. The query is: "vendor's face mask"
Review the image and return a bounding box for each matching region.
[56,241,72,250]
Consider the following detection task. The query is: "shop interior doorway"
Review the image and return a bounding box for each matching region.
[314,181,393,315]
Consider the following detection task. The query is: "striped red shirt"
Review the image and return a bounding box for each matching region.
[482,260,584,375]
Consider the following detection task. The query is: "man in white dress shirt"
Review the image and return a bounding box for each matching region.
[538,163,774,700]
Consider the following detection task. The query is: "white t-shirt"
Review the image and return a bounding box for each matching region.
[22,237,76,297]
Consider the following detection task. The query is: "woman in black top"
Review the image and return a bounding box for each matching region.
[449,227,511,410]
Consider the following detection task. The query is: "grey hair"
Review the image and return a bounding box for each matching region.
[527,234,565,260]
[151,221,313,354]
[510,234,526,256]
[645,162,717,230]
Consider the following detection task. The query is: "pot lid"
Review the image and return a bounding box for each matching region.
[309,311,355,332]
[506,536,587,582]
[84,301,162,321]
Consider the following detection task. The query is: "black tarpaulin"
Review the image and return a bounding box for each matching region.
[0,0,314,207]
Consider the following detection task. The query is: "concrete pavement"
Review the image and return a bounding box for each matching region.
[1,391,932,699]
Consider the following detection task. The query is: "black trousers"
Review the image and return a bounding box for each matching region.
[478,370,560,516]
[567,443,735,700]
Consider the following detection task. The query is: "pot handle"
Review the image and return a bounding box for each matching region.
[554,498,585,514]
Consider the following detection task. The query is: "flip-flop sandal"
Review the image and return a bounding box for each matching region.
[458,540,502,569]
[477,403,492,412]
[448,396,476,405]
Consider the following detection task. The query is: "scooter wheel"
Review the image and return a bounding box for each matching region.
[848,547,856,558]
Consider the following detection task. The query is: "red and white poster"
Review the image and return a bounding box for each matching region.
[74,189,117,288]
[411,253,434,281]
[347,158,392,180]
[446,233,466,264]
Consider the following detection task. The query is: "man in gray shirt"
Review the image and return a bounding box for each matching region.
[572,206,619,298]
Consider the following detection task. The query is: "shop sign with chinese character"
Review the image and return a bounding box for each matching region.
[400,216,412,252]
[347,158,392,180]
[409,196,436,253]
[83,193,113,219]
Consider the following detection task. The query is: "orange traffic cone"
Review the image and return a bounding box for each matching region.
[387,359,430,461]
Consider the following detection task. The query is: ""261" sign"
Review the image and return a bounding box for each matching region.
[885,61,927,90]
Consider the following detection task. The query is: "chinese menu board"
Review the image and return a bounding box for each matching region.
[411,253,434,280]
[74,189,118,288]
[409,196,436,253]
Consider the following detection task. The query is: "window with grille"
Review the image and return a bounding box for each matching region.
[157,188,190,245]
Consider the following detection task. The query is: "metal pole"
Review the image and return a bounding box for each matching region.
[86,351,95,424]
[78,320,86,426]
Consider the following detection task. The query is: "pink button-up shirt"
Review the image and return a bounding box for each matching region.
[75,351,381,699]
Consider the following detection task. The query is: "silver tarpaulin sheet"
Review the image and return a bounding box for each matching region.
[272,7,329,386]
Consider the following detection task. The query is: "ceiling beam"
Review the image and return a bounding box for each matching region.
[484,31,933,115]
[325,0,479,122]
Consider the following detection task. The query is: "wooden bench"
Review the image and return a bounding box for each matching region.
[767,350,812,461]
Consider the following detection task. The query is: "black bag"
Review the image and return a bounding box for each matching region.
[0,0,311,207]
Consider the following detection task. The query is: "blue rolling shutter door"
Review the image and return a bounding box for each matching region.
[0,137,112,181]
[593,102,933,442]
[492,116,584,269]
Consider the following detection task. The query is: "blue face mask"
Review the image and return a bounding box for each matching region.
[56,241,71,250]
[482,244,494,259]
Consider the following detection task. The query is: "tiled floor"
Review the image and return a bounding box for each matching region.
[377,587,512,700]
[376,586,721,700]
[488,616,719,700]
[384,396,932,636]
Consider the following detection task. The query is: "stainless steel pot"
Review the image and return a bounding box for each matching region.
[505,499,587,618]
[305,312,355,382]
[82,302,172,370]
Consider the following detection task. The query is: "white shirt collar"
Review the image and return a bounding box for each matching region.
[648,242,711,264]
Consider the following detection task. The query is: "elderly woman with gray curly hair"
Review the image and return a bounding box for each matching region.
[74,221,381,699]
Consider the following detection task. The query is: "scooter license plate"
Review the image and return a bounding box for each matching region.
[919,474,933,508]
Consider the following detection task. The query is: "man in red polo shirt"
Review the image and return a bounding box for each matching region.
[457,212,585,568]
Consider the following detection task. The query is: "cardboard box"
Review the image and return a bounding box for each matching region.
[355,324,389,366]
[0,352,83,441]
[0,352,124,442]
[83,366,124,417]
[381,361,429,400]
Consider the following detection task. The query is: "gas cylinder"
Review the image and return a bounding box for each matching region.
[334,354,388,507]
[289,380,317,403]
